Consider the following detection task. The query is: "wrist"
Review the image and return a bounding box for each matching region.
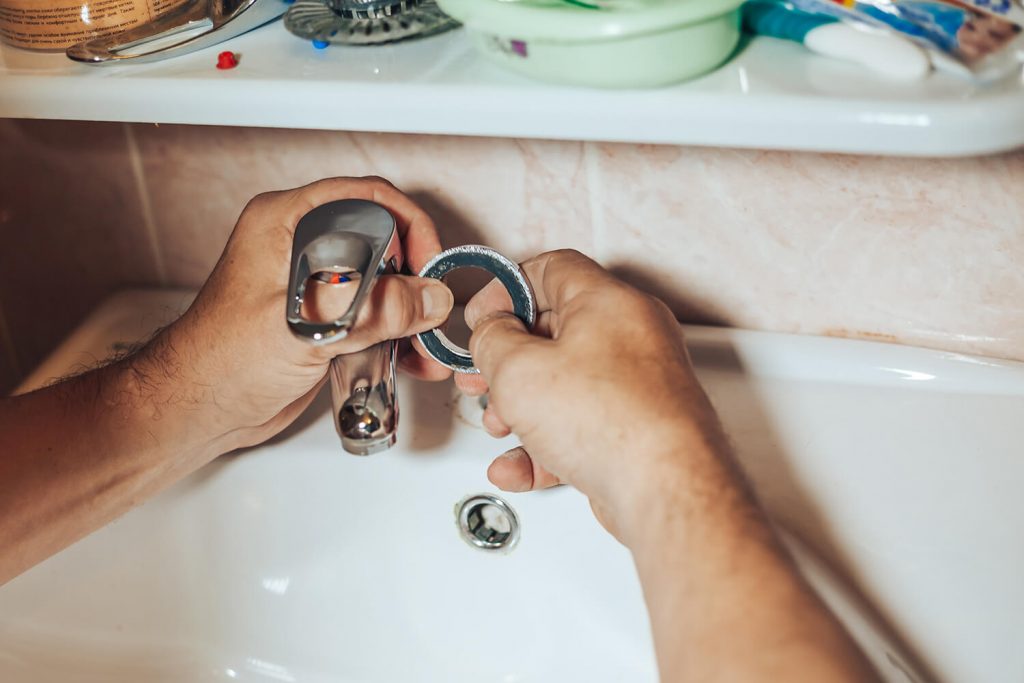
[609,416,742,553]
[110,330,236,462]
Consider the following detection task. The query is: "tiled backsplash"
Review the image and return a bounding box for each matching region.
[0,120,160,390]
[1,119,1022,391]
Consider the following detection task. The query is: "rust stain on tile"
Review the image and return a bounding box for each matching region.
[823,328,900,344]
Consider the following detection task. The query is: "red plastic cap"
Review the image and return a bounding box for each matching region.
[216,51,239,70]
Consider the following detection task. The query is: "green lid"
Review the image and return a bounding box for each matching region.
[437,0,744,41]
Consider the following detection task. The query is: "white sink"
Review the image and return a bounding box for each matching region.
[2,291,1022,683]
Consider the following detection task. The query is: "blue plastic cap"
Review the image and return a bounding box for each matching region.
[742,0,836,42]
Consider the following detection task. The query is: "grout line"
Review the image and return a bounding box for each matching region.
[124,123,167,285]
[0,299,21,382]
[583,141,607,259]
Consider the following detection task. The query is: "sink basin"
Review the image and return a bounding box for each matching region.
[2,290,1022,682]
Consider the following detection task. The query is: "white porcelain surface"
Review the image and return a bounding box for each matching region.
[1,24,1024,156]
[2,291,1024,682]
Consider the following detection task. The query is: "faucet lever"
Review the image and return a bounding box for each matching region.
[286,199,404,455]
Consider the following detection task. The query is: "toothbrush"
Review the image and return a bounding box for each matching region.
[742,0,931,80]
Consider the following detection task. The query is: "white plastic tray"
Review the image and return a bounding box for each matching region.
[1,20,1022,156]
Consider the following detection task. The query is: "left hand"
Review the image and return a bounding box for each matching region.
[133,176,453,455]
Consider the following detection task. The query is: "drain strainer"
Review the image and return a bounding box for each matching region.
[456,494,520,552]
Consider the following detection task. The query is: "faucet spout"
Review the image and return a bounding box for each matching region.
[331,339,398,455]
[286,199,404,455]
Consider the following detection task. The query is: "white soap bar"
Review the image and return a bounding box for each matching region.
[805,22,931,81]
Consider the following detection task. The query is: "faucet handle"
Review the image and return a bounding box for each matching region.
[287,199,405,456]
[286,199,403,345]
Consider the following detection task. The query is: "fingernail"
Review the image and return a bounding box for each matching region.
[423,283,453,320]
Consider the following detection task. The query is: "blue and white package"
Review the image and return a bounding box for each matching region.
[792,0,1024,78]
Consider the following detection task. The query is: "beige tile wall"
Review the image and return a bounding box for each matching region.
[591,144,1024,357]
[1,120,1021,392]
[131,125,594,286]
[0,120,161,390]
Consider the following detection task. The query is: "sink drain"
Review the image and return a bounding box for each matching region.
[456,494,520,552]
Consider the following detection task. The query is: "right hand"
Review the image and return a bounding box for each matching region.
[459,251,880,683]
[457,250,726,545]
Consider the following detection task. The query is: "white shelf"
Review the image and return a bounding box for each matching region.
[2,19,1023,156]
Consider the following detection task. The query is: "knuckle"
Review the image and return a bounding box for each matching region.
[350,278,415,344]
[631,288,674,322]
[470,315,514,356]
[609,282,654,310]
[468,316,499,357]
[379,279,418,338]
[549,248,585,261]
[648,295,677,323]
[242,191,279,214]
[548,248,596,270]
[359,175,395,189]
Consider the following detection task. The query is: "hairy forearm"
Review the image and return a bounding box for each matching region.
[629,424,878,682]
[0,338,229,585]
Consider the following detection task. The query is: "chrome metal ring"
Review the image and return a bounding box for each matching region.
[416,246,536,374]
[455,493,521,552]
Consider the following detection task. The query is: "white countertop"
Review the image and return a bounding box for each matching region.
[2,19,1023,157]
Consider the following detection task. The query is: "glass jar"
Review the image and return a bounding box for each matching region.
[0,0,189,51]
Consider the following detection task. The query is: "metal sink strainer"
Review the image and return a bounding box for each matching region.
[456,493,521,552]
[285,0,460,46]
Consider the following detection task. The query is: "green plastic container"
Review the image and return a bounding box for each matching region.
[437,0,744,88]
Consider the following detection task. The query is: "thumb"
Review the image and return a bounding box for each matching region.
[332,275,453,353]
[469,312,537,380]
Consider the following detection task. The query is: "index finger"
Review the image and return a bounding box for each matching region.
[282,176,443,273]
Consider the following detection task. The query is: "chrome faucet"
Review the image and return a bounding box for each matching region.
[286,200,403,455]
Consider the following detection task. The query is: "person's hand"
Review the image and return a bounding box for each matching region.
[133,177,454,456]
[456,250,726,545]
